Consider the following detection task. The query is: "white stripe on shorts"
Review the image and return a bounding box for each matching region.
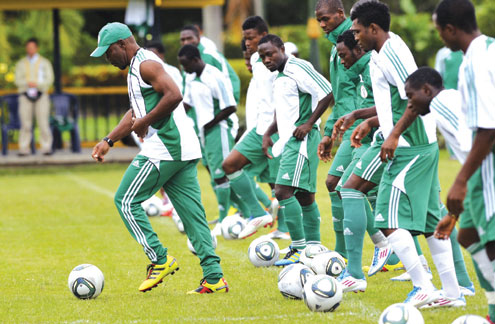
[388,187,401,229]
[292,154,304,188]
[362,153,382,181]
[482,153,495,221]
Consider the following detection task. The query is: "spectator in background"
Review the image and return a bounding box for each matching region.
[15,37,54,156]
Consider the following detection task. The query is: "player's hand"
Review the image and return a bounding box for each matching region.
[332,113,356,142]
[350,121,371,148]
[318,136,333,162]
[380,135,399,162]
[92,141,110,163]
[293,122,312,140]
[131,117,149,139]
[434,214,457,240]
[446,179,467,216]
[262,134,274,159]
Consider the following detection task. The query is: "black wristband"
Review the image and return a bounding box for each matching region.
[103,137,114,147]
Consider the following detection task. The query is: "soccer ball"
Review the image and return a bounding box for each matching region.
[248,237,280,267]
[311,251,346,278]
[141,195,163,217]
[68,264,104,299]
[378,303,424,324]
[221,214,247,240]
[299,244,328,267]
[277,263,315,299]
[451,315,491,324]
[187,232,217,255]
[302,274,342,312]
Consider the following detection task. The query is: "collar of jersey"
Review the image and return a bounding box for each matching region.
[326,17,352,44]
[347,51,371,80]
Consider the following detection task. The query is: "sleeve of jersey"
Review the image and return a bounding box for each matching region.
[474,46,495,129]
[381,43,417,100]
[214,73,237,109]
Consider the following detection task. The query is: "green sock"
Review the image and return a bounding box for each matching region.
[214,182,230,222]
[489,305,495,322]
[330,191,346,258]
[227,170,266,217]
[302,202,321,244]
[279,196,305,250]
[277,206,289,232]
[341,188,366,278]
[450,227,472,287]
[253,181,271,208]
[230,190,251,218]
[364,197,378,236]
[387,253,401,266]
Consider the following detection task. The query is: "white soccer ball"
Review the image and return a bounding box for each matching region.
[451,315,491,324]
[311,251,346,278]
[302,274,342,312]
[187,232,217,255]
[277,263,315,299]
[68,264,104,299]
[378,303,424,324]
[221,214,247,240]
[248,237,280,267]
[299,244,329,267]
[141,195,163,217]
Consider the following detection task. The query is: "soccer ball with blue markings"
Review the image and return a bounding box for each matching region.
[68,264,104,299]
[302,275,342,312]
[451,315,491,324]
[221,214,247,240]
[248,237,279,267]
[299,244,329,267]
[311,251,346,278]
[378,303,424,324]
[277,263,315,299]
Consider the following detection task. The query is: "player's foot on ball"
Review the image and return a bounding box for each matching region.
[211,222,222,237]
[238,213,273,239]
[459,283,475,296]
[187,277,229,294]
[274,247,301,267]
[337,269,367,293]
[403,286,442,308]
[419,294,466,309]
[264,229,290,240]
[139,255,179,292]
[368,245,392,277]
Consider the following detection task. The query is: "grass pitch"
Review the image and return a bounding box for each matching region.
[0,150,487,323]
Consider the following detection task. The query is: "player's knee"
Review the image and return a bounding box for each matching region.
[456,232,471,249]
[221,159,236,175]
[325,176,338,192]
[275,187,292,202]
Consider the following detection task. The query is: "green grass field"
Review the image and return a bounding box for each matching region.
[0,150,487,323]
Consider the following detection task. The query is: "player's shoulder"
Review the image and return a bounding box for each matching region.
[284,56,316,76]
[250,52,261,66]
[432,89,461,108]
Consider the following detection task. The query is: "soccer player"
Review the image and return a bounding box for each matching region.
[434,0,495,321]
[178,45,239,230]
[90,23,227,294]
[350,0,460,307]
[259,34,333,265]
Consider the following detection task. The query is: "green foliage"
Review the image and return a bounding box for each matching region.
[475,0,495,37]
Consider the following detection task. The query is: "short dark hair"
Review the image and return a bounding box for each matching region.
[241,38,247,52]
[258,34,284,49]
[315,0,344,12]
[178,44,201,61]
[181,25,200,37]
[337,29,359,50]
[434,0,477,33]
[242,16,268,34]
[146,42,165,54]
[350,0,390,32]
[26,37,39,46]
[405,67,443,90]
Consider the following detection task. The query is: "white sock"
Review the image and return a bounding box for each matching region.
[370,231,388,248]
[471,246,495,289]
[426,236,460,298]
[419,254,428,268]
[388,229,434,290]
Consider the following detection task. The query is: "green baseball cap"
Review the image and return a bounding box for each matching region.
[90,22,132,57]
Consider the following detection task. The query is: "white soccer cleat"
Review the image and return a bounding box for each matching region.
[337,269,367,293]
[238,213,273,239]
[264,229,290,240]
[419,294,466,309]
[403,286,442,308]
[368,244,393,277]
[211,222,222,237]
[460,283,475,296]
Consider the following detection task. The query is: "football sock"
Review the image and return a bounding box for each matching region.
[468,243,494,288]
[370,231,388,248]
[330,191,346,258]
[426,236,460,298]
[450,227,472,287]
[277,207,289,233]
[365,198,379,237]
[387,253,401,266]
[213,182,230,222]
[227,170,266,217]
[341,188,367,278]
[253,181,271,208]
[388,229,434,290]
[302,201,321,245]
[279,196,305,250]
[229,190,251,218]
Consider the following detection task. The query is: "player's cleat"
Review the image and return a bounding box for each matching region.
[368,245,393,277]
[187,277,229,294]
[403,286,442,308]
[211,222,222,237]
[459,283,475,296]
[139,255,179,292]
[337,269,367,293]
[238,213,273,239]
[279,246,291,255]
[274,248,301,267]
[264,229,290,240]
[391,263,432,282]
[420,294,466,309]
[160,203,174,217]
[382,261,404,272]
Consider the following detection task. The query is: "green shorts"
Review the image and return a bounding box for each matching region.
[276,128,321,193]
[336,143,370,191]
[459,152,495,245]
[328,139,353,177]
[374,143,441,234]
[203,124,235,179]
[234,128,280,183]
[352,132,385,185]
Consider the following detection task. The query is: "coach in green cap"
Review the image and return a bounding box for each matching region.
[90,22,132,57]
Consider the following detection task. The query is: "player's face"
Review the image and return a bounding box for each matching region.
[405,82,431,116]
[178,56,195,74]
[180,30,199,47]
[433,15,461,52]
[105,42,128,70]
[336,42,358,69]
[315,6,344,34]
[243,29,265,55]
[351,20,374,52]
[258,42,284,72]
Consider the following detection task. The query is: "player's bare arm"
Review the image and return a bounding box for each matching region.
[447,128,495,216]
[332,106,377,142]
[379,107,419,162]
[293,92,333,140]
[262,114,278,159]
[350,116,379,148]
[203,106,236,130]
[92,109,133,162]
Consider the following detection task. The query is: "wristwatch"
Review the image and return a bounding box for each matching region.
[103,136,114,147]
